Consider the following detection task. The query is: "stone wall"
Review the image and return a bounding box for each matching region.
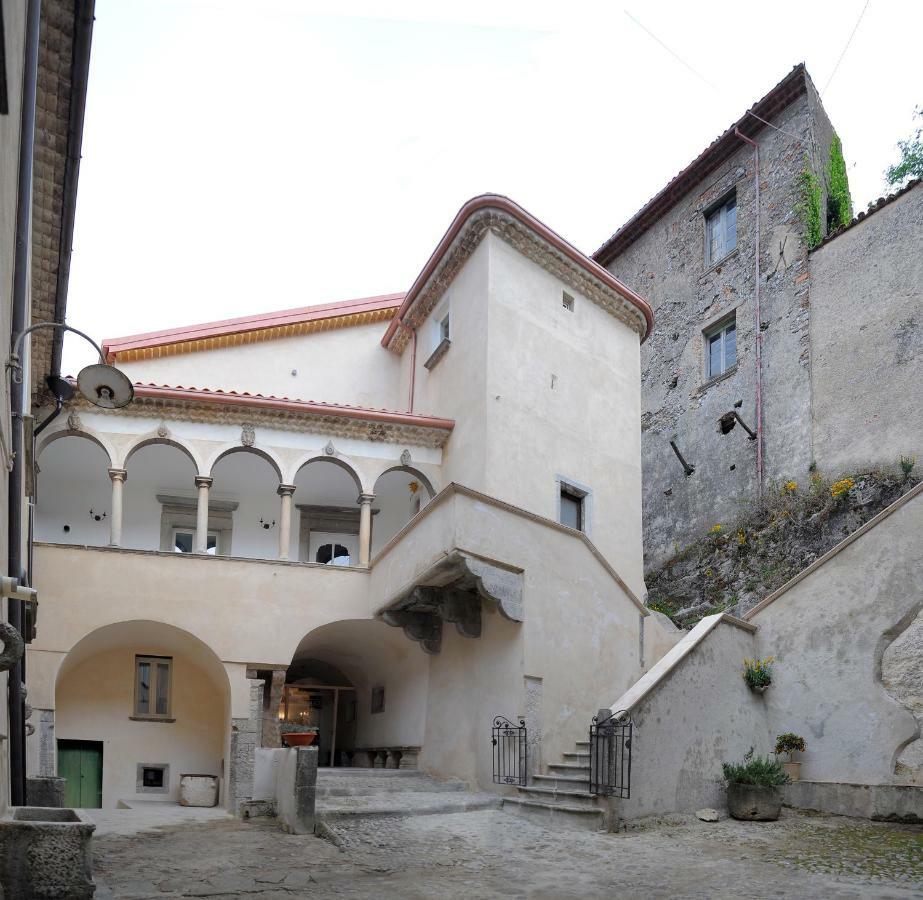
[808,181,922,477]
[228,679,264,812]
[602,80,839,568]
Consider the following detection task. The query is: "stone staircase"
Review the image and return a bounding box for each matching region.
[500,740,607,831]
[316,768,499,824]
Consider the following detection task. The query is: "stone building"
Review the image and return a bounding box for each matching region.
[25,195,681,812]
[594,64,921,568]
[1,0,95,810]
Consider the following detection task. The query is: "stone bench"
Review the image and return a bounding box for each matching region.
[349,747,420,770]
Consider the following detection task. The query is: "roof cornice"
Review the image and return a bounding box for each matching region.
[382,194,653,352]
[593,64,810,266]
[102,293,405,363]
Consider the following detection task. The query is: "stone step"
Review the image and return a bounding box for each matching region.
[316,770,468,798]
[500,796,605,831]
[562,752,590,761]
[532,774,591,792]
[547,762,590,775]
[317,791,500,823]
[515,786,598,808]
[574,740,590,749]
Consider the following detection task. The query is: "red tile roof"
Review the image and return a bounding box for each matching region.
[102,292,405,361]
[593,64,811,267]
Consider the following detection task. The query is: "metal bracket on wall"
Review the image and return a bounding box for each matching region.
[669,440,695,477]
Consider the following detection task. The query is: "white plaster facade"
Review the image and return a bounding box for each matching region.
[27,196,678,810]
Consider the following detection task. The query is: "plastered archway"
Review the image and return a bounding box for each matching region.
[54,620,231,809]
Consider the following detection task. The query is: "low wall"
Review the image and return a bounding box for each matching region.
[783,781,922,823]
[276,747,318,835]
[748,485,923,784]
[603,615,768,822]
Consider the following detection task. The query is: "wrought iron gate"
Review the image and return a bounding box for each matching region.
[492,715,527,786]
[589,710,632,798]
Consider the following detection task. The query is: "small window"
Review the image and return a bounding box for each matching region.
[562,292,574,311]
[172,529,217,555]
[315,543,350,565]
[136,763,169,794]
[370,686,385,714]
[559,485,586,532]
[439,312,450,343]
[134,656,172,719]
[706,315,737,379]
[705,194,737,266]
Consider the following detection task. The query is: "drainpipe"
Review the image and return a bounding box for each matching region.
[734,128,764,494]
[400,322,417,414]
[8,0,42,807]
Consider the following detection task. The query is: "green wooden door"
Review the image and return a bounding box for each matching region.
[57,740,103,808]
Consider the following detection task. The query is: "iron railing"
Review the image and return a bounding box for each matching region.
[492,715,527,786]
[589,710,632,798]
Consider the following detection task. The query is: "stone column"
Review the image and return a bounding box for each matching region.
[194,476,213,553]
[277,484,296,560]
[261,669,287,749]
[358,493,375,566]
[107,468,127,547]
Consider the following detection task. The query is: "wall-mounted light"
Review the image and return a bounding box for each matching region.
[89,509,107,522]
[259,518,276,530]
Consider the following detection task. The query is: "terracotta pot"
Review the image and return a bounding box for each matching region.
[726,782,782,821]
[782,761,801,782]
[281,732,317,747]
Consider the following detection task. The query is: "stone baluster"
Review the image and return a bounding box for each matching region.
[107,468,127,547]
[358,493,375,566]
[277,484,296,560]
[194,476,213,553]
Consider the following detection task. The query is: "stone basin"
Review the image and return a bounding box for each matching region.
[0,806,96,898]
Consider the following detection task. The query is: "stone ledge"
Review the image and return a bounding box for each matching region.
[782,780,923,823]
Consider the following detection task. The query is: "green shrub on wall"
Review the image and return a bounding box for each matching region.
[799,166,823,249]
[827,135,853,231]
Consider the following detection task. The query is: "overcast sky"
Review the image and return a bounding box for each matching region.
[62,0,920,376]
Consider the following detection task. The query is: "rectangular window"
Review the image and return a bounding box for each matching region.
[706,315,737,379]
[134,656,172,719]
[562,292,574,311]
[559,485,585,532]
[439,312,450,343]
[370,686,385,715]
[705,194,737,266]
[172,529,217,555]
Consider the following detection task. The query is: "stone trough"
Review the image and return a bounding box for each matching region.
[0,806,96,899]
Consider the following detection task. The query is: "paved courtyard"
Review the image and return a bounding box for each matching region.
[92,808,922,898]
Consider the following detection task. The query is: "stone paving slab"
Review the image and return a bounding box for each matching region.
[92,807,923,898]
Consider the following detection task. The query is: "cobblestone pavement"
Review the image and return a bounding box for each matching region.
[93,808,923,899]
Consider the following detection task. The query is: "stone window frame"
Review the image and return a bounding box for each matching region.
[424,298,451,370]
[562,291,575,312]
[704,189,738,268]
[136,763,170,794]
[157,494,237,556]
[701,308,739,384]
[555,475,592,536]
[133,655,174,722]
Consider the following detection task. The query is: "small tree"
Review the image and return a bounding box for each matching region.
[885,106,923,188]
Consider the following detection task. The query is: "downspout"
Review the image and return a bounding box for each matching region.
[734,128,764,494]
[400,322,417,414]
[8,0,42,807]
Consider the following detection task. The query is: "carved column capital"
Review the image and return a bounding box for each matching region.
[107,468,127,484]
[357,492,375,506]
[194,476,213,490]
[277,483,297,497]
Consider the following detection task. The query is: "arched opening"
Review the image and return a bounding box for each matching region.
[371,466,436,555]
[123,442,199,552]
[35,434,112,547]
[210,449,281,560]
[54,621,230,809]
[292,458,363,565]
[285,619,429,768]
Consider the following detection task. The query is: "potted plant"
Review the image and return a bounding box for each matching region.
[743,656,774,694]
[774,732,806,782]
[279,723,318,747]
[722,749,790,821]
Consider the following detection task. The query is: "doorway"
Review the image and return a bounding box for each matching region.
[281,684,356,767]
[58,739,103,808]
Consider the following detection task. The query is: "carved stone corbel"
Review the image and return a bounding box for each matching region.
[440,588,481,638]
[381,610,442,655]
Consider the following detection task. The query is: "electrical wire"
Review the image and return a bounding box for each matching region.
[821,0,871,97]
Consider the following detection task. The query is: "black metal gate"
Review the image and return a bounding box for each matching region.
[492,715,527,786]
[589,710,632,798]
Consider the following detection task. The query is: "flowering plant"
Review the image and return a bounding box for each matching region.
[743,656,774,689]
[830,477,854,499]
[774,732,806,760]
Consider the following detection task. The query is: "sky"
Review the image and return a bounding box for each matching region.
[62,0,921,375]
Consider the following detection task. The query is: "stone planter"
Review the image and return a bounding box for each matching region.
[281,731,317,747]
[782,761,801,782]
[727,783,783,821]
[0,807,96,899]
[749,683,770,695]
[180,774,219,807]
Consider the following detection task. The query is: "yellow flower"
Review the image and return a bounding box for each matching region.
[710,524,723,534]
[830,477,854,498]
[783,481,797,493]
[737,530,746,546]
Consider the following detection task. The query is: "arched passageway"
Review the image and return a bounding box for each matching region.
[210,449,281,559]
[285,619,429,768]
[292,459,363,565]
[54,621,230,809]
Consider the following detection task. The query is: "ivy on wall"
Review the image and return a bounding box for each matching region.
[827,135,853,231]
[798,166,823,249]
